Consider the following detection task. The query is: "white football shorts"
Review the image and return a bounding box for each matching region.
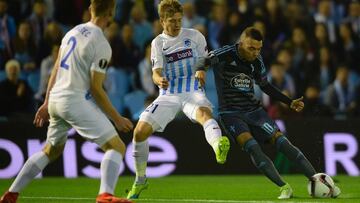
[139,92,213,132]
[46,99,117,147]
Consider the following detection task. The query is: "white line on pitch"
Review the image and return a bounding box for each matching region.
[21,196,324,203]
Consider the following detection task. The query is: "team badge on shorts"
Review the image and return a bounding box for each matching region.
[99,59,108,69]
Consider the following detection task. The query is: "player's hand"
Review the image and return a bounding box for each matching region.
[156,77,169,89]
[195,70,206,87]
[290,96,304,112]
[33,103,49,127]
[114,116,134,133]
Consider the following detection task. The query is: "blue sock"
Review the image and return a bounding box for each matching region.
[276,136,316,179]
[244,139,286,187]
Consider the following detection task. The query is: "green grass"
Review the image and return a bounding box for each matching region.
[0,175,359,203]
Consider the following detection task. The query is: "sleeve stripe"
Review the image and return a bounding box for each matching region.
[213,45,233,55]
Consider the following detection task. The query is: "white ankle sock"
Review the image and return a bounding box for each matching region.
[9,151,49,193]
[99,150,122,194]
[203,119,222,148]
[133,140,149,184]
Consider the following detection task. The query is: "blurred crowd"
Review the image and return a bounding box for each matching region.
[0,0,359,120]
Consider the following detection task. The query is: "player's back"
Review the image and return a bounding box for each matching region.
[50,22,111,102]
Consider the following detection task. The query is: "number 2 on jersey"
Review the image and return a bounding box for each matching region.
[60,36,77,70]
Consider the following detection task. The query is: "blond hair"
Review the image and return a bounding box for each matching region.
[158,0,183,19]
[5,59,20,73]
[91,0,115,17]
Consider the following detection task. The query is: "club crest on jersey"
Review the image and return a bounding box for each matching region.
[230,73,253,92]
[184,39,191,47]
[99,59,108,69]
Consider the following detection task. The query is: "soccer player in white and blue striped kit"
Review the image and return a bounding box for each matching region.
[127,0,230,199]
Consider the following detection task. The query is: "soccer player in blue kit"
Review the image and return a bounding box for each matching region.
[196,27,340,199]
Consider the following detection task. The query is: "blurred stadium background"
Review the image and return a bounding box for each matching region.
[0,0,359,202]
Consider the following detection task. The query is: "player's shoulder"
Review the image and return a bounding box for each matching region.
[181,28,204,39]
[182,28,201,35]
[152,34,162,43]
[64,22,106,42]
[151,34,165,48]
[210,44,237,57]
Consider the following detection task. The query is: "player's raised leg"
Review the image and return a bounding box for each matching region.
[96,136,133,203]
[127,121,152,199]
[196,107,230,164]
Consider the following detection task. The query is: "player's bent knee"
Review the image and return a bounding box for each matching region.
[196,107,213,125]
[270,131,283,145]
[101,135,126,155]
[236,132,253,147]
[42,143,65,162]
[134,121,153,142]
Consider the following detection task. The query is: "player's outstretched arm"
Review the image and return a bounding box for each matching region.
[152,68,169,89]
[90,71,133,133]
[259,82,293,107]
[33,53,61,127]
[260,83,305,112]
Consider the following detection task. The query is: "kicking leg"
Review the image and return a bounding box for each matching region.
[196,107,230,164]
[272,132,316,179]
[238,133,292,199]
[238,133,286,186]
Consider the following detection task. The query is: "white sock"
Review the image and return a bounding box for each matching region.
[99,150,122,194]
[9,151,49,193]
[133,140,149,184]
[203,119,222,148]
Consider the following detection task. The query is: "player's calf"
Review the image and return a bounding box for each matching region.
[275,136,316,178]
[244,139,287,187]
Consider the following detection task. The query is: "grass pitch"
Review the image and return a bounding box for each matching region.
[0,175,359,203]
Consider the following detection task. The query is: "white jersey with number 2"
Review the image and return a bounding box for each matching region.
[50,21,111,101]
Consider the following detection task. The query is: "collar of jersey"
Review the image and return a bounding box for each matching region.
[87,21,102,32]
[161,28,183,39]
